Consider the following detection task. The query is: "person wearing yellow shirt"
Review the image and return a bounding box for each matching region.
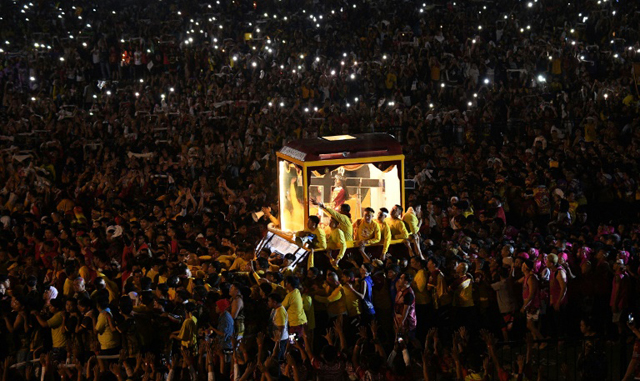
[302,290,316,346]
[377,208,392,256]
[340,270,362,318]
[584,117,597,143]
[427,257,451,311]
[283,276,307,337]
[314,201,353,241]
[93,298,121,354]
[410,256,431,341]
[296,216,327,251]
[451,262,474,329]
[31,298,67,360]
[403,205,423,258]
[267,292,289,359]
[326,218,347,269]
[92,277,118,303]
[170,302,198,349]
[313,272,347,319]
[354,207,381,260]
[389,204,412,256]
[389,205,410,240]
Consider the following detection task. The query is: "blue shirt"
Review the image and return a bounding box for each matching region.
[363,276,376,315]
[217,311,234,350]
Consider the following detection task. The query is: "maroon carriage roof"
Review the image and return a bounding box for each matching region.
[278,133,403,162]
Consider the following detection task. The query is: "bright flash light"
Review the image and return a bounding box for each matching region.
[170,87,175,92]
[106,91,111,95]
[331,70,336,75]
[468,101,472,106]
[528,2,533,7]
[604,93,609,99]
[299,54,304,59]
[429,103,434,108]
[388,101,395,106]
[232,56,238,61]
[29,76,35,81]
[350,74,355,79]
[135,92,140,97]
[139,79,144,83]
[473,93,478,98]
[279,102,284,107]
[484,78,490,84]
[441,83,445,88]
[537,75,546,82]
[383,55,387,60]
[252,62,257,67]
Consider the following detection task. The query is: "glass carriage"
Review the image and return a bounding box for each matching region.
[276,133,405,233]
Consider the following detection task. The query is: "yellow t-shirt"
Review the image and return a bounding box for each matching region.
[179,316,198,347]
[453,278,474,308]
[273,305,288,328]
[273,306,289,340]
[314,285,346,317]
[48,311,66,349]
[431,65,441,81]
[229,257,248,271]
[217,255,237,269]
[388,218,409,240]
[96,310,121,350]
[402,212,420,235]
[377,220,391,254]
[323,207,353,241]
[282,289,307,327]
[385,73,397,89]
[302,293,315,330]
[355,219,381,244]
[412,269,431,305]
[326,227,346,262]
[551,58,562,75]
[145,268,159,283]
[63,278,74,297]
[584,123,596,143]
[342,285,361,317]
[299,226,327,250]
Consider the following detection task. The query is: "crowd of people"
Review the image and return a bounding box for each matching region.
[2,0,640,379]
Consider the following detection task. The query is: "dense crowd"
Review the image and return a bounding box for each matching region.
[2,0,640,379]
